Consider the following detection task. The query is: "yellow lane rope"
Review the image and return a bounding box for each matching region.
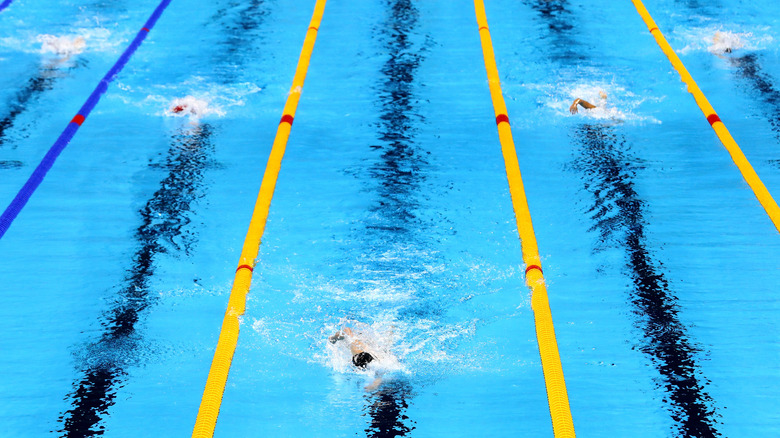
[191,1,327,436]
[631,0,780,233]
[473,1,575,436]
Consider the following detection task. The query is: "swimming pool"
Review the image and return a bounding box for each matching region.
[1,0,779,436]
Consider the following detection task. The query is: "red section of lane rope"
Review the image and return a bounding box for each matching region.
[70,115,85,126]
[280,114,294,125]
[236,264,254,273]
[495,114,509,125]
[525,264,543,275]
[707,114,721,125]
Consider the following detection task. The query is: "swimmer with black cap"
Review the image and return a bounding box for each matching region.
[329,326,383,390]
[329,327,375,368]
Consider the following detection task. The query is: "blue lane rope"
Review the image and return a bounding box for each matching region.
[0,0,14,13]
[0,0,173,240]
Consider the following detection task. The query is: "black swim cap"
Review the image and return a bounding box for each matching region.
[352,352,374,368]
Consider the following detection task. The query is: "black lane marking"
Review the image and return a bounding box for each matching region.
[57,125,214,437]
[0,66,60,148]
[363,380,414,438]
[571,124,721,437]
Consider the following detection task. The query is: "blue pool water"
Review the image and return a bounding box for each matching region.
[1,0,779,436]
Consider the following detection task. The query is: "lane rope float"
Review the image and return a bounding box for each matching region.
[190,1,327,437]
[473,1,576,437]
[0,0,14,13]
[631,0,780,233]
[0,0,173,240]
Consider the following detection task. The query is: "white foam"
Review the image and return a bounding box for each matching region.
[532,80,661,124]
[37,34,86,56]
[0,27,121,57]
[111,78,262,119]
[166,95,221,119]
[710,30,746,53]
[677,25,774,54]
[319,319,405,377]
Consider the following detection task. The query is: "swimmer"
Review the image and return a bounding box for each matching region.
[712,31,738,54]
[329,326,383,391]
[570,91,608,114]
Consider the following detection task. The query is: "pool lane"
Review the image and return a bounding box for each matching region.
[58,124,215,437]
[517,0,723,435]
[53,0,274,435]
[192,1,327,436]
[0,66,61,150]
[570,124,721,437]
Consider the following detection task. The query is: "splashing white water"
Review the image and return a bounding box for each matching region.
[0,27,121,57]
[710,30,746,53]
[532,80,661,124]
[677,25,773,54]
[111,78,262,119]
[37,34,86,56]
[319,319,405,377]
[166,95,220,119]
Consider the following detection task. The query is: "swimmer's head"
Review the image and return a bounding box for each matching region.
[352,352,374,368]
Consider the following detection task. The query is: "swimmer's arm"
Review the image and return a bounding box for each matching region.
[569,98,596,114]
[364,376,383,392]
[329,327,354,343]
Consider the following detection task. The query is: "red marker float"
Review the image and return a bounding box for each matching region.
[280,114,294,125]
[236,264,254,273]
[706,114,721,125]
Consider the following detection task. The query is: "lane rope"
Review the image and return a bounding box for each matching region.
[0,0,173,240]
[473,1,576,436]
[0,0,14,12]
[631,0,780,233]
[190,1,327,436]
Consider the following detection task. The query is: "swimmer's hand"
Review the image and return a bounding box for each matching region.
[570,98,596,114]
[329,331,345,344]
[364,377,382,392]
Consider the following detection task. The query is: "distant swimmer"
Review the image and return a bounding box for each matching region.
[38,34,86,58]
[329,326,383,390]
[168,96,210,118]
[570,91,608,114]
[711,31,743,54]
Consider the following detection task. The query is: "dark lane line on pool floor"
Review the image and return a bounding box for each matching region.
[57,2,274,434]
[58,124,213,437]
[356,0,434,434]
[0,66,60,148]
[570,125,721,437]
[209,0,270,84]
[56,125,215,437]
[525,0,722,435]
